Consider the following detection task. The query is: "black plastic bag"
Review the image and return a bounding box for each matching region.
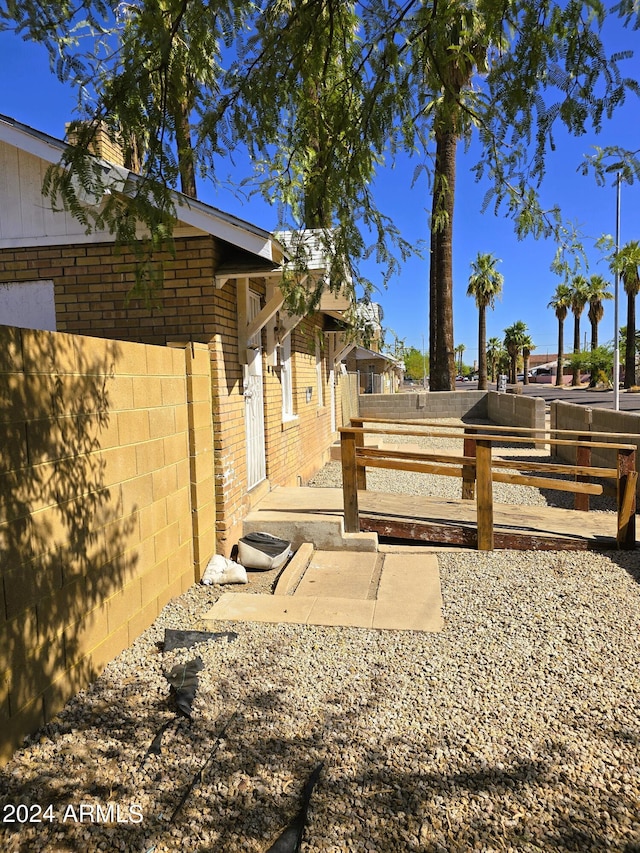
[165,657,204,719]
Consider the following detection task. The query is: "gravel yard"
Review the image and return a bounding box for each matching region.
[1,426,639,852]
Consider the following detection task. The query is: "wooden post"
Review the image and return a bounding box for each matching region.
[349,418,367,490]
[617,447,637,549]
[575,435,591,512]
[462,427,476,500]
[476,439,494,551]
[355,430,367,491]
[341,429,360,533]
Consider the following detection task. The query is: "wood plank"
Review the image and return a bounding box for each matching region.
[617,448,637,549]
[341,431,359,532]
[351,416,640,443]
[476,439,493,551]
[492,472,603,496]
[493,458,617,479]
[359,447,473,465]
[340,425,636,451]
[356,457,465,478]
[462,430,476,500]
[358,490,620,548]
[575,435,591,512]
[360,517,597,552]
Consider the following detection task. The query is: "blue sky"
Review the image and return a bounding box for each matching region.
[1,16,640,368]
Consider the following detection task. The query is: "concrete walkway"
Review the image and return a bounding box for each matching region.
[202,549,444,633]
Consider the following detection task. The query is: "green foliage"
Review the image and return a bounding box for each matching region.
[568,344,614,377]
[1,0,638,318]
[467,252,503,308]
[403,346,428,381]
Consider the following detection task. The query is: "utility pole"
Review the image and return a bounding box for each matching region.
[614,172,621,411]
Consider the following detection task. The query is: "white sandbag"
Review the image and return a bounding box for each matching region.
[201,554,248,585]
[238,532,292,570]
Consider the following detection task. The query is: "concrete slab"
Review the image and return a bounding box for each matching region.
[373,553,444,632]
[306,597,375,628]
[207,593,316,625]
[242,487,378,551]
[202,550,444,633]
[295,551,380,599]
[274,543,314,595]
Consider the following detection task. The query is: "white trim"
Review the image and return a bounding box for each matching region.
[316,338,324,408]
[281,333,294,420]
[0,115,283,262]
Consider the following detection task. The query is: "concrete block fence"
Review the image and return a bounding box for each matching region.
[551,400,640,473]
[0,327,216,763]
[356,389,545,432]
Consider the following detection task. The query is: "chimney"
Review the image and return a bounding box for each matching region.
[65,121,125,168]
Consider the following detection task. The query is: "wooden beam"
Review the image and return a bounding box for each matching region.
[359,517,601,552]
[246,288,285,341]
[575,435,591,511]
[476,439,494,551]
[360,447,475,466]
[356,456,465,478]
[493,458,617,479]
[462,428,476,500]
[341,430,359,532]
[617,448,637,549]
[338,423,636,451]
[492,472,602,495]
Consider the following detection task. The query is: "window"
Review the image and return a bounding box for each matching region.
[281,333,294,420]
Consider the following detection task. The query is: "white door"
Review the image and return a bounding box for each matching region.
[244,292,266,489]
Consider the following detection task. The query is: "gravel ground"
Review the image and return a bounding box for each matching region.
[1,426,639,852]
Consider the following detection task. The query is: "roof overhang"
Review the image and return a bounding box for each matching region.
[0,113,284,263]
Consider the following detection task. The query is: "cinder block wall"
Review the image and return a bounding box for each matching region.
[0,327,214,763]
[487,391,546,434]
[357,391,488,420]
[551,400,640,473]
[549,401,593,464]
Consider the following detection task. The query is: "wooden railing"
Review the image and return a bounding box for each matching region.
[340,418,638,551]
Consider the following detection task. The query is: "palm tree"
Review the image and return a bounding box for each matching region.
[586,274,613,351]
[503,321,528,384]
[486,337,504,383]
[569,276,589,386]
[548,283,572,387]
[611,241,640,388]
[455,343,466,376]
[422,6,500,391]
[467,252,503,390]
[522,335,535,385]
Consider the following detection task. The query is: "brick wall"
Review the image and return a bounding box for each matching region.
[0,327,215,763]
[0,237,222,346]
[0,238,342,557]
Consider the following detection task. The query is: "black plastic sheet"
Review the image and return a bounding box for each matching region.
[164,657,204,719]
[266,763,323,853]
[162,628,237,652]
